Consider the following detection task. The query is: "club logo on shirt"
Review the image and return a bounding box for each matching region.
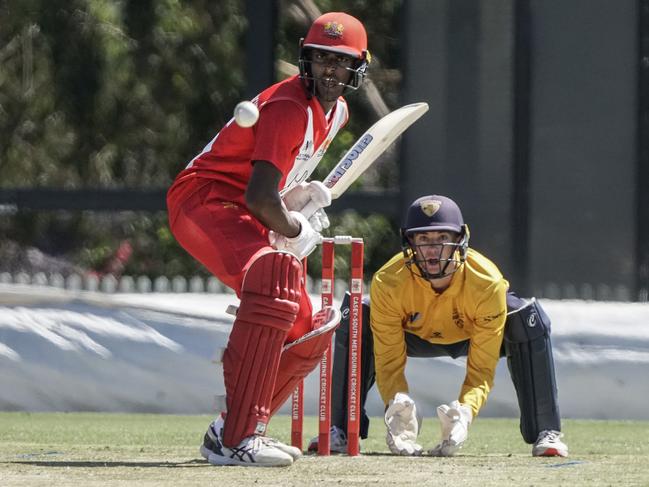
[315,138,333,158]
[295,149,311,163]
[420,199,442,217]
[527,311,537,327]
[452,307,465,329]
[476,310,506,326]
[324,21,344,38]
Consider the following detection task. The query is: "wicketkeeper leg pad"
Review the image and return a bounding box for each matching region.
[504,294,561,444]
[269,306,341,416]
[222,250,302,447]
[331,293,374,439]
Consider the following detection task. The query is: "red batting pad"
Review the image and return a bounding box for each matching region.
[222,251,302,446]
[270,307,341,416]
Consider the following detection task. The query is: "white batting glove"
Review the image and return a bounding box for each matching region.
[309,208,330,232]
[384,392,423,456]
[428,400,472,457]
[282,181,332,230]
[269,211,321,259]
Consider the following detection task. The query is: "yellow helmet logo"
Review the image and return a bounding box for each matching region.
[420,199,442,217]
[324,21,344,38]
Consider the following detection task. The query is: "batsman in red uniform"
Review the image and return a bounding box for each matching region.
[167,12,370,467]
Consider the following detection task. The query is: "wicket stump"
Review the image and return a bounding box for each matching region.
[290,236,364,456]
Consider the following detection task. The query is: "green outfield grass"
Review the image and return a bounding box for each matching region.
[1,412,648,486]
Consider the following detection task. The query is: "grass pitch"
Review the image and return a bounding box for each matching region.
[1,412,648,486]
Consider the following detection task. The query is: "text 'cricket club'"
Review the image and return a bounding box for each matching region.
[325,134,374,188]
[320,278,333,422]
[292,393,300,420]
[319,352,329,421]
[348,293,362,421]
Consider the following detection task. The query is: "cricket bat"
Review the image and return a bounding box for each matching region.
[301,102,429,217]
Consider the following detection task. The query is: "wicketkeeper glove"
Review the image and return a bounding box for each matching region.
[269,211,321,259]
[281,181,331,231]
[384,392,423,456]
[428,400,472,457]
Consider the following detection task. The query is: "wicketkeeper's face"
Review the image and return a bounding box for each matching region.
[411,231,461,276]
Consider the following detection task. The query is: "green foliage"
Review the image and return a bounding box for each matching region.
[1,0,247,187]
[71,212,209,278]
[307,210,401,282]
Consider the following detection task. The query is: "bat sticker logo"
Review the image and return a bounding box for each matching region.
[325,134,374,187]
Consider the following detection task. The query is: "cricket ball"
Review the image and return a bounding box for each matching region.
[233,101,259,128]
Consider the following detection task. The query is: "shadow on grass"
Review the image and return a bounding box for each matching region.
[4,459,208,468]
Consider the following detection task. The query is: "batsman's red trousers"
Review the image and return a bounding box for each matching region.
[167,177,313,342]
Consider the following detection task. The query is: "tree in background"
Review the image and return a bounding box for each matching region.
[1,0,246,186]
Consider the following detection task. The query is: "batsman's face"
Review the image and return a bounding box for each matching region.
[411,231,460,275]
[310,49,354,102]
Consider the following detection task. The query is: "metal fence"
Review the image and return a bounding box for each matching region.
[1,270,645,302]
[0,271,368,300]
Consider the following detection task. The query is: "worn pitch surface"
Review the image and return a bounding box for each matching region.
[1,413,648,486]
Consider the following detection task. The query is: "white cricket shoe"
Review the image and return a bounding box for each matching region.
[532,430,568,457]
[307,425,350,454]
[200,416,293,467]
[259,436,302,461]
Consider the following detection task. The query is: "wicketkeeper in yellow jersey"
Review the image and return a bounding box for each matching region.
[309,194,568,457]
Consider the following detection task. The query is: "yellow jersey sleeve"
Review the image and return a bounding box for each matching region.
[458,272,508,416]
[369,254,410,405]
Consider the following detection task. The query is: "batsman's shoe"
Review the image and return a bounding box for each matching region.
[200,417,293,467]
[307,425,350,454]
[260,437,302,461]
[532,430,568,457]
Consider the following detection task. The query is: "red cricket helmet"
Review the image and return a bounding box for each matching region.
[302,12,368,59]
[299,12,371,97]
